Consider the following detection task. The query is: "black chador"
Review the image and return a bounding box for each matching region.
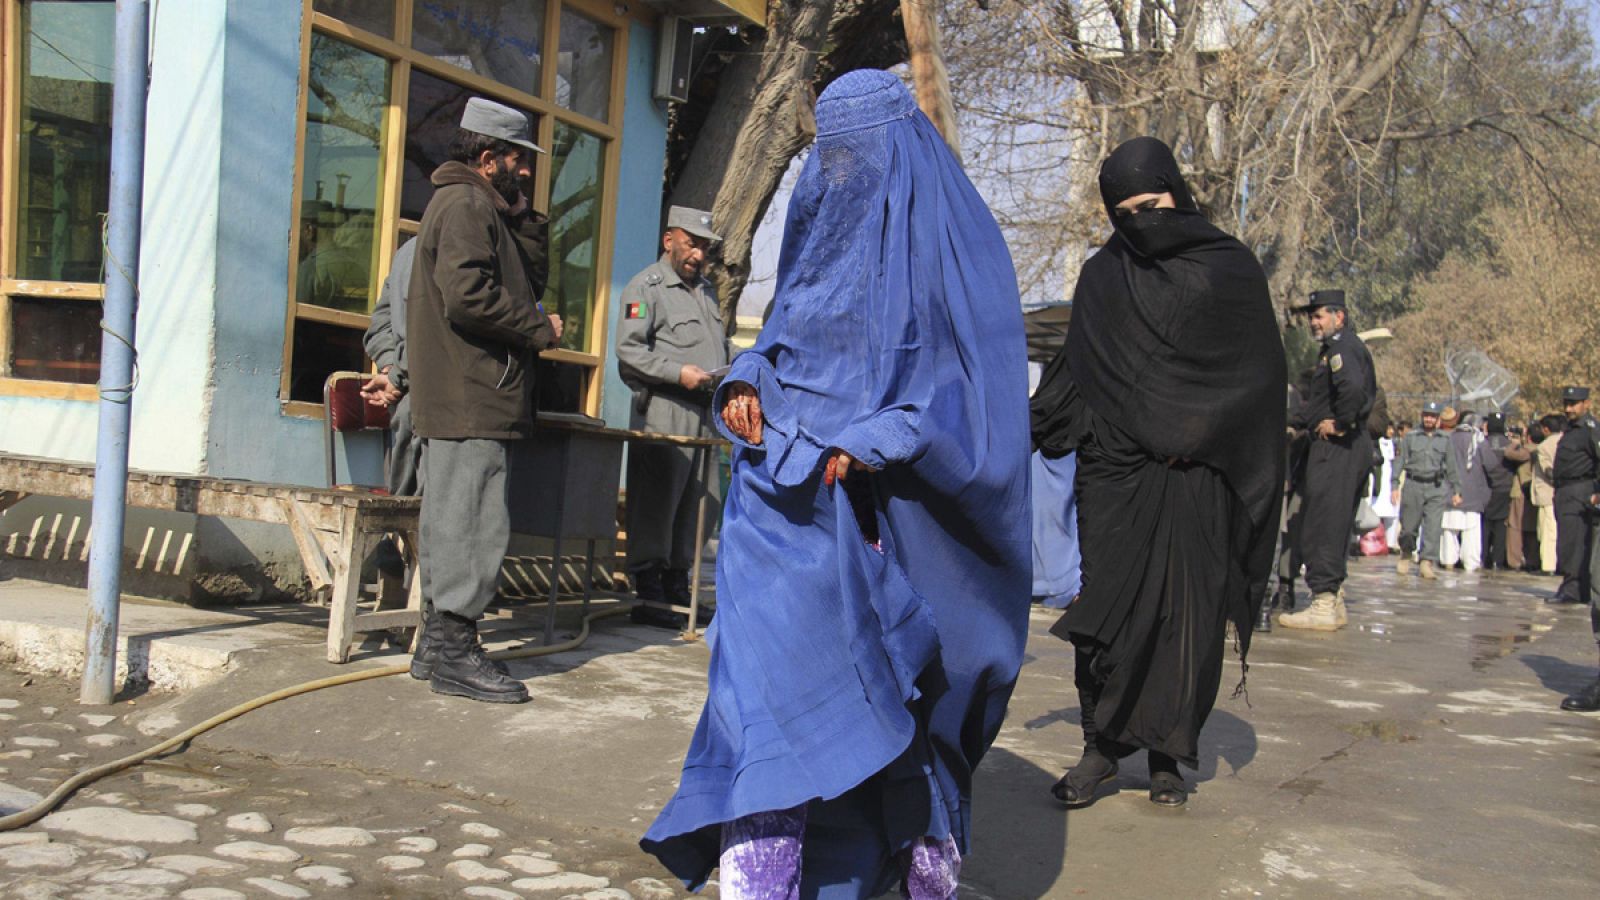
[1031,137,1285,807]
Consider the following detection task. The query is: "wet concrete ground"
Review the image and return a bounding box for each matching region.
[2,556,1597,898]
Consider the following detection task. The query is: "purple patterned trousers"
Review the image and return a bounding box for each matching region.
[719,806,961,899]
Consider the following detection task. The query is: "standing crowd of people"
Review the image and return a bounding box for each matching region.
[350,75,1597,899]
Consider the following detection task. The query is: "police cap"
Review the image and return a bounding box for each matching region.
[666,206,722,243]
[1293,289,1346,313]
[1484,412,1506,432]
[1562,386,1590,402]
[1422,401,1445,416]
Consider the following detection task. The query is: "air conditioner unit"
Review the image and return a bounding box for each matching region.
[655,16,695,104]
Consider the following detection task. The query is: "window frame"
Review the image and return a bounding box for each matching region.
[0,0,109,402]
[281,0,632,419]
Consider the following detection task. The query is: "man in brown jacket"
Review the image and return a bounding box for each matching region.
[407,97,561,703]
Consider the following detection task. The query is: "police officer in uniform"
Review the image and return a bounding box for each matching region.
[1551,386,1600,710]
[1392,401,1463,580]
[1279,290,1377,631]
[1551,386,1599,605]
[615,206,732,628]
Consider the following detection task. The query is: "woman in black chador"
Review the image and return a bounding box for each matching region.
[1030,137,1284,807]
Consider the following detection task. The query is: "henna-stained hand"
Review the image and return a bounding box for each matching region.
[721,381,763,445]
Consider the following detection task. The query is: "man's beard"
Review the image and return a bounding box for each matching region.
[490,164,522,204]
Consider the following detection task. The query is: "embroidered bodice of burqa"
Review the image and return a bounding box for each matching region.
[1030,137,1285,765]
[640,70,1031,892]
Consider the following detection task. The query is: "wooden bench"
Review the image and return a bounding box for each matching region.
[0,453,421,663]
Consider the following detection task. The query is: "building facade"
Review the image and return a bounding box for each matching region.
[0,0,758,595]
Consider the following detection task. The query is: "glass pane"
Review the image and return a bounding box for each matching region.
[412,0,545,95]
[557,6,613,121]
[9,296,101,384]
[546,122,603,353]
[312,0,394,37]
[400,69,540,222]
[288,319,367,403]
[15,1,115,283]
[296,33,389,313]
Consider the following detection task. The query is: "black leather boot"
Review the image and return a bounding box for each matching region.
[630,565,685,629]
[1560,675,1600,712]
[1272,581,1295,612]
[663,568,713,625]
[631,565,664,602]
[408,603,442,681]
[663,568,691,605]
[429,612,529,703]
[1253,600,1273,633]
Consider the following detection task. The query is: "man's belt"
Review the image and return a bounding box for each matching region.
[1556,476,1598,489]
[1406,474,1443,485]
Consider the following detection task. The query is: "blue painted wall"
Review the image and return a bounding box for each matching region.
[207,0,382,487]
[600,20,671,429]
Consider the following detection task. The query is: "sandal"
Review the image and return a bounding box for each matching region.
[1050,754,1118,808]
[1148,770,1188,807]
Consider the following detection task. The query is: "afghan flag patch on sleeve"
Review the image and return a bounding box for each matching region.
[626,302,647,320]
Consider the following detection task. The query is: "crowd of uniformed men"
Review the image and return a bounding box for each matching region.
[1259,289,1600,711]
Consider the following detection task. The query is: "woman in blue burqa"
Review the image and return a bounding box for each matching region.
[1030,136,1284,809]
[639,70,1031,899]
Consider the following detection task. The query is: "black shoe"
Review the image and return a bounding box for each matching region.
[1272,582,1295,612]
[428,613,530,704]
[1560,676,1600,712]
[1050,751,1118,809]
[630,603,687,630]
[1253,601,1273,633]
[1148,752,1187,807]
[1149,771,1188,807]
[409,605,442,681]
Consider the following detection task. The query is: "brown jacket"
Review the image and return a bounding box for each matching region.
[407,162,556,439]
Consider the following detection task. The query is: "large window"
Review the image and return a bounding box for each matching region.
[286,0,627,414]
[0,0,115,397]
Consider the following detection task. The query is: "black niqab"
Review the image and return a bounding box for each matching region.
[1033,138,1284,548]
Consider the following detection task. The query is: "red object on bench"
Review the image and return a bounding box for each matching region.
[324,371,392,490]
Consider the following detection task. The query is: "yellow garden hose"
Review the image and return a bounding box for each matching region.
[0,605,632,832]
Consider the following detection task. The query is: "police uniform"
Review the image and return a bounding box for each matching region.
[1286,290,1377,606]
[1552,386,1599,605]
[1393,401,1462,568]
[614,207,732,607]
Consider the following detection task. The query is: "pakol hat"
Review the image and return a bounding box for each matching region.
[460,97,545,154]
[1562,386,1591,402]
[666,205,722,243]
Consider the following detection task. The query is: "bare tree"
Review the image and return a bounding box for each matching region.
[941,1,1599,314]
[666,1,907,327]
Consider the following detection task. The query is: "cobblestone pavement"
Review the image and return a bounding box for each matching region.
[0,669,701,900]
[2,557,1599,898]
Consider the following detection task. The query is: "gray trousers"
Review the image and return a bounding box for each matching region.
[1398,479,1449,563]
[626,394,719,573]
[387,392,422,498]
[419,438,513,619]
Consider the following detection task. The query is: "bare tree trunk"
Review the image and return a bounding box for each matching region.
[901,0,961,161]
[668,1,838,330]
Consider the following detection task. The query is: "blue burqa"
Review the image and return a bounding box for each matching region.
[1031,451,1081,608]
[640,70,1032,896]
